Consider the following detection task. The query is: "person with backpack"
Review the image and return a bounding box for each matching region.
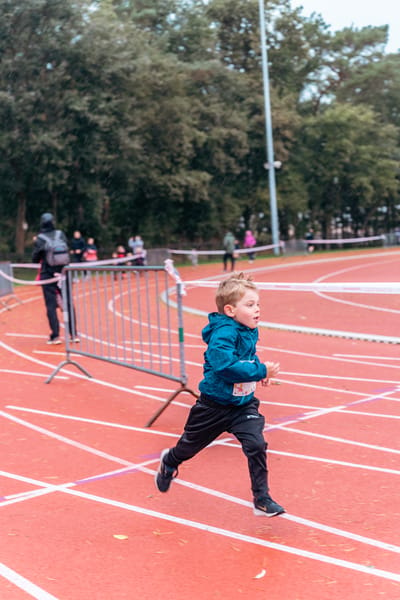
[32,213,78,344]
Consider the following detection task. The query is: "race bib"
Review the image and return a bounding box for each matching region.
[232,381,256,396]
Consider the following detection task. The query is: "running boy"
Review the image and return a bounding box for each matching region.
[155,273,285,517]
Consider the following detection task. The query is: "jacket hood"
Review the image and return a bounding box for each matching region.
[202,312,239,344]
[39,212,55,232]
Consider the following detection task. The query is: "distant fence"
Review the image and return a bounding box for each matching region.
[0,262,20,308]
[47,263,198,426]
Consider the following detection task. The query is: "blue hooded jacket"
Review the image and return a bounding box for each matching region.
[198,312,267,406]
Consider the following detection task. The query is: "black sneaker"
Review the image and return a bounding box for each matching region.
[253,495,285,517]
[155,449,178,493]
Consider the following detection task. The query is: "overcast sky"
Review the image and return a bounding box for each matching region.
[291,0,399,54]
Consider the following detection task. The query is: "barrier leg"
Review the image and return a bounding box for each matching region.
[0,295,22,309]
[45,359,92,383]
[145,385,198,428]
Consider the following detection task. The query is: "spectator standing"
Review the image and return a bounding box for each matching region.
[305,228,315,253]
[112,244,128,278]
[83,237,98,278]
[128,235,144,255]
[131,237,146,266]
[32,213,78,344]
[190,249,198,266]
[70,230,86,263]
[113,244,127,260]
[244,230,257,263]
[83,237,98,262]
[223,231,236,272]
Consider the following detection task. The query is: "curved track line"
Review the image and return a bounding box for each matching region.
[180,251,400,342]
[62,488,400,583]
[4,464,400,581]
[313,259,400,314]
[2,407,399,560]
[5,404,398,476]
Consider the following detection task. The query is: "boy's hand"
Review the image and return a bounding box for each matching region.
[261,361,280,386]
[265,361,280,378]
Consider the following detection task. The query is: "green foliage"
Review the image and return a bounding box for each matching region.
[295,104,399,235]
[0,0,399,257]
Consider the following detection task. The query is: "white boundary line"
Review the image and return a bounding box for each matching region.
[2,467,400,582]
[0,563,59,600]
[1,419,400,580]
[5,405,400,478]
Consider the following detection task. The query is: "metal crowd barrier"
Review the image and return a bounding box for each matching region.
[0,262,20,308]
[47,263,198,426]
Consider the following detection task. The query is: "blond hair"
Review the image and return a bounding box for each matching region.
[215,273,257,314]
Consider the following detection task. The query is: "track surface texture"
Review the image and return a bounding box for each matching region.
[1,248,399,600]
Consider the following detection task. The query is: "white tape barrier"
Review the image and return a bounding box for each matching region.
[0,270,62,286]
[13,255,135,270]
[184,280,400,294]
[2,256,137,286]
[168,242,284,256]
[304,235,385,245]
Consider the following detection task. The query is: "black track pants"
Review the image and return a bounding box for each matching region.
[166,394,269,499]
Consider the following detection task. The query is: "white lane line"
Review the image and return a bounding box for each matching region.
[4,406,180,439]
[3,454,400,560]
[6,405,399,476]
[263,397,400,421]
[0,369,68,379]
[265,389,399,438]
[314,260,400,314]
[2,465,400,581]
[0,410,134,467]
[0,562,58,600]
[280,371,400,385]
[61,487,400,582]
[138,465,400,555]
[0,340,193,410]
[334,354,400,361]
[5,333,49,339]
[258,343,400,372]
[2,409,399,558]
[272,378,367,397]
[334,408,400,420]
[6,335,393,417]
[1,334,397,410]
[0,461,157,506]
[268,448,400,476]
[2,340,398,454]
[274,426,400,454]
[274,378,392,398]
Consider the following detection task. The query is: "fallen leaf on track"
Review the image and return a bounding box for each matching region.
[254,569,266,579]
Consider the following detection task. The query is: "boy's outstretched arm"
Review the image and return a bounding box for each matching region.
[261,361,280,386]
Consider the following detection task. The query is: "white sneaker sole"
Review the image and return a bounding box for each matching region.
[253,507,285,517]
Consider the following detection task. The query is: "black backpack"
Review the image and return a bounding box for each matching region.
[38,230,70,267]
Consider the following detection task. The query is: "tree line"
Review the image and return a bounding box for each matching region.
[0,0,399,257]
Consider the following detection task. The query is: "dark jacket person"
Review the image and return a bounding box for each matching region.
[32,213,78,344]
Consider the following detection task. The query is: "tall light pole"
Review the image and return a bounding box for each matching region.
[258,0,280,254]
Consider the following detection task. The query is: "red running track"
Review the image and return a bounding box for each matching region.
[1,247,399,599]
